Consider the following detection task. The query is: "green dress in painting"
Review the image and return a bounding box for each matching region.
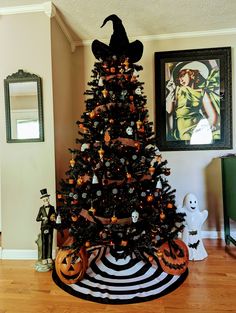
[174,69,220,141]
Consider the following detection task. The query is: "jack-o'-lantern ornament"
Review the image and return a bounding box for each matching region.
[55,242,88,284]
[157,239,188,275]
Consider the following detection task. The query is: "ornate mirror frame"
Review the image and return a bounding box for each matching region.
[4,69,44,143]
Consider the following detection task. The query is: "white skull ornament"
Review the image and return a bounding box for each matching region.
[131,210,139,223]
[126,126,133,136]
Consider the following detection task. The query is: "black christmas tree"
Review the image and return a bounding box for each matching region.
[53,15,188,304]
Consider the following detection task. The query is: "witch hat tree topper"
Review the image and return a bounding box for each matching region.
[92,14,143,63]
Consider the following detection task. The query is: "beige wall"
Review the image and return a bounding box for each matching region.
[51,18,75,186]
[72,46,87,137]
[0,12,56,249]
[77,33,236,233]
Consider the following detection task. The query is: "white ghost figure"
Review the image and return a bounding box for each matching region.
[131,210,139,223]
[180,193,208,261]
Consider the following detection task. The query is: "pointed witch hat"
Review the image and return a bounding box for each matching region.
[92,14,143,63]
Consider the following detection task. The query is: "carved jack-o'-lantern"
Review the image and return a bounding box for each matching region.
[55,239,88,284]
[157,239,188,275]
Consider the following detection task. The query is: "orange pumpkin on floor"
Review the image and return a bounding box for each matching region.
[157,239,188,275]
[55,245,88,284]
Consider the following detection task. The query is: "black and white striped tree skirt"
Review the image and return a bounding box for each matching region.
[52,246,188,304]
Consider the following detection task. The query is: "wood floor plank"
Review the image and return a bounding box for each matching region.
[0,239,236,313]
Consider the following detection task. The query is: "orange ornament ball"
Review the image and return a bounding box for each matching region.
[71,215,78,222]
[77,177,83,185]
[147,195,154,202]
[85,241,90,248]
[149,167,155,175]
[111,216,118,223]
[89,111,96,119]
[148,255,154,262]
[160,211,166,220]
[121,240,128,246]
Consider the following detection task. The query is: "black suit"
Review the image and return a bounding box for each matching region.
[36,205,56,260]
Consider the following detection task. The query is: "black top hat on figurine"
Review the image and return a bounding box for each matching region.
[92,14,143,63]
[40,188,50,199]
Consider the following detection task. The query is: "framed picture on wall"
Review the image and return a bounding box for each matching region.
[155,47,232,151]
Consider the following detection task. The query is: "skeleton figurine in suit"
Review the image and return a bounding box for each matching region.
[36,189,56,265]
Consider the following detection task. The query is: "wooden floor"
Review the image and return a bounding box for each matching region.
[0,239,236,313]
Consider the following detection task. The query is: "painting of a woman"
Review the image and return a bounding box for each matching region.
[165,60,220,144]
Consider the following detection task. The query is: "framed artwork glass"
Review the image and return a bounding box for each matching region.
[155,47,232,151]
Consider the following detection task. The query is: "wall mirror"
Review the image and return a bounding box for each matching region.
[4,69,44,143]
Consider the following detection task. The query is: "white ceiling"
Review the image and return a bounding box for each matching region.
[1,0,236,42]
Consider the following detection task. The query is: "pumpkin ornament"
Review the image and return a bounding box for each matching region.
[157,239,189,275]
[55,245,88,284]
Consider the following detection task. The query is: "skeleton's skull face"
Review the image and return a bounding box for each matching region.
[183,193,198,212]
[131,210,139,223]
[42,196,50,206]
[126,126,133,135]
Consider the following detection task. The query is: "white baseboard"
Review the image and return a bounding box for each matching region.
[202,230,236,239]
[0,248,57,260]
[201,230,223,239]
[1,249,38,260]
[0,231,235,259]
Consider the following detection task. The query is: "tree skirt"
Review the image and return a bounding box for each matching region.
[52,246,188,304]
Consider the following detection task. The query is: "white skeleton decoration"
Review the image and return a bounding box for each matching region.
[180,193,208,261]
